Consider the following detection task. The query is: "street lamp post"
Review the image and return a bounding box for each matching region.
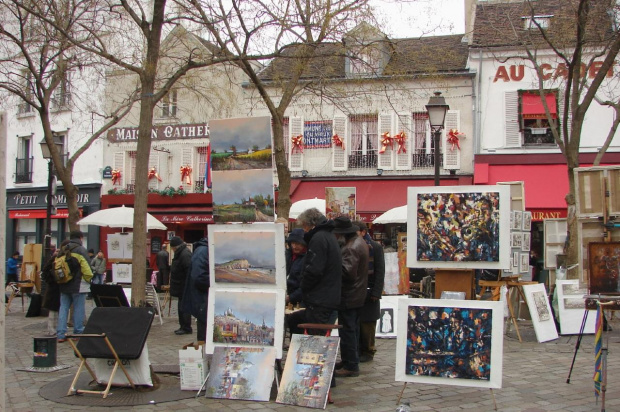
[39,137,61,263]
[425,92,450,186]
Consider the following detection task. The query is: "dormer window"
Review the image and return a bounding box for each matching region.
[350,46,382,76]
[523,15,552,30]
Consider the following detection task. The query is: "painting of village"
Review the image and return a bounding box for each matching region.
[213,231,277,285]
[325,187,356,220]
[209,117,273,171]
[209,116,275,223]
[210,290,277,348]
[205,346,276,402]
[276,335,339,409]
[407,186,510,269]
[212,169,275,223]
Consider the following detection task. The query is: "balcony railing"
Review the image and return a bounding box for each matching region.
[412,151,442,168]
[15,157,33,183]
[348,152,378,169]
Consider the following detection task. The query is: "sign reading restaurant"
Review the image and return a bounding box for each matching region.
[107,123,209,142]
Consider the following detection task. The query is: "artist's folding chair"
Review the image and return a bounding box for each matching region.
[66,307,155,398]
[145,283,164,325]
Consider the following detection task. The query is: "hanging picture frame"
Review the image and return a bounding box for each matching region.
[522,284,558,343]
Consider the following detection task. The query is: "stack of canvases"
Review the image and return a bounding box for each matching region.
[204,117,339,409]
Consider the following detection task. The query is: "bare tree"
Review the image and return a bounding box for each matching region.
[0,0,136,234]
[475,0,620,275]
[181,0,372,218]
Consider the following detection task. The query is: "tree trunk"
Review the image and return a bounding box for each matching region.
[272,115,291,219]
[565,152,580,279]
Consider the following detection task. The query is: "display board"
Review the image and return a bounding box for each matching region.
[205,346,276,401]
[382,252,400,295]
[375,295,406,339]
[522,284,558,343]
[498,181,525,211]
[208,224,286,289]
[112,263,132,284]
[107,233,133,260]
[210,116,275,223]
[325,187,356,220]
[206,288,285,358]
[556,280,596,335]
[543,219,567,270]
[407,185,510,269]
[276,334,340,409]
[578,220,620,287]
[395,298,503,389]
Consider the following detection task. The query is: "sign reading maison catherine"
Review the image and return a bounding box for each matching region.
[107,123,209,142]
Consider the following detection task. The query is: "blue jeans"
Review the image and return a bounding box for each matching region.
[57,293,87,339]
[92,273,104,285]
[338,307,361,372]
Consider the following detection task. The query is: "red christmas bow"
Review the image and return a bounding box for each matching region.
[180,165,192,185]
[379,132,393,154]
[111,169,122,185]
[148,167,162,182]
[332,134,344,150]
[447,129,463,151]
[291,134,304,154]
[394,131,407,154]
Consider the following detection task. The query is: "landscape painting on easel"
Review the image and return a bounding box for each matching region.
[205,346,276,401]
[212,169,275,223]
[276,334,339,409]
[407,185,510,269]
[395,299,503,388]
[206,288,285,358]
[588,242,620,295]
[213,232,276,285]
[522,284,558,343]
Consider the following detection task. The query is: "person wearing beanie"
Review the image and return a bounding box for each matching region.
[169,236,193,335]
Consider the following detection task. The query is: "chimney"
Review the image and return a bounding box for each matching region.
[463,0,477,44]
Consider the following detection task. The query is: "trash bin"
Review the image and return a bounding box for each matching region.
[33,336,57,368]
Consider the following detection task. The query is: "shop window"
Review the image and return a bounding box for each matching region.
[15,135,33,183]
[520,90,558,146]
[349,114,378,169]
[127,150,137,192]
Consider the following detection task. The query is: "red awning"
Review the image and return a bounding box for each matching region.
[9,209,77,219]
[474,163,568,209]
[522,92,557,119]
[290,178,470,222]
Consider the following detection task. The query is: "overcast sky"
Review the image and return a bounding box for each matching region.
[371,0,465,38]
[214,290,277,327]
[214,231,276,267]
[209,116,272,153]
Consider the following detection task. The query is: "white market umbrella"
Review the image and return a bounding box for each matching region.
[78,205,167,230]
[373,205,407,224]
[289,198,326,219]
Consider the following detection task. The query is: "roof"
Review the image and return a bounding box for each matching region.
[471,0,615,49]
[258,33,470,82]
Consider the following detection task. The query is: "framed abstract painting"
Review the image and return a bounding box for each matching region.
[395,298,503,389]
[407,185,510,269]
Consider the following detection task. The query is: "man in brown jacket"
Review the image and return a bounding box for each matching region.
[333,216,369,377]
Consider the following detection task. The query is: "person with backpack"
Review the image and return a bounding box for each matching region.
[41,246,61,336]
[56,231,93,343]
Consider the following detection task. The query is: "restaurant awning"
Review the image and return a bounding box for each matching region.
[522,92,557,119]
[9,209,79,219]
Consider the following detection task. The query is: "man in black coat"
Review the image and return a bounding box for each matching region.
[354,221,385,363]
[285,228,306,306]
[169,236,193,335]
[156,241,171,290]
[182,238,209,342]
[287,208,342,335]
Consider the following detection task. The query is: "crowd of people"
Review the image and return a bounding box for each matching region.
[25,209,386,375]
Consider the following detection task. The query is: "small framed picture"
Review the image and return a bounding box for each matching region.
[522,211,532,231]
[511,232,523,249]
[522,232,531,252]
[520,253,530,273]
[512,211,523,231]
[513,252,519,268]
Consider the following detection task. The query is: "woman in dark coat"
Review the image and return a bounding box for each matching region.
[286,229,306,306]
[169,236,193,335]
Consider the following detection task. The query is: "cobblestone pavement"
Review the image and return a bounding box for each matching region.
[4,297,620,411]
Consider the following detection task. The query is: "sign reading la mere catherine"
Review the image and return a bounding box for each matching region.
[107,123,209,142]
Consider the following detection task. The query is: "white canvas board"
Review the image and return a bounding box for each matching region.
[208,223,286,290]
[383,252,400,295]
[407,185,510,270]
[556,280,596,335]
[396,298,503,389]
[107,233,133,260]
[543,219,567,269]
[112,263,132,284]
[206,288,285,358]
[522,284,558,342]
[376,295,407,338]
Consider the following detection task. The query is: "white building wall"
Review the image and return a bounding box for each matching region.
[471,50,620,154]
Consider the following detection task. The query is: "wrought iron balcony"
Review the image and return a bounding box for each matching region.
[51,93,71,110]
[15,157,33,183]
